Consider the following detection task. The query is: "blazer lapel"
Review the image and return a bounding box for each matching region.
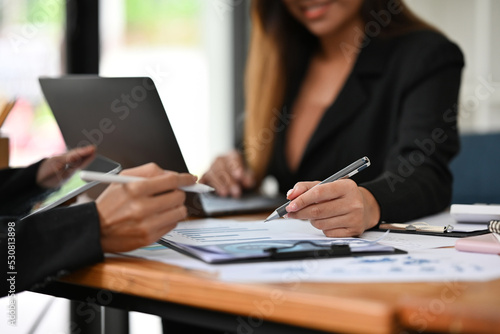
[299,37,391,167]
[303,72,367,159]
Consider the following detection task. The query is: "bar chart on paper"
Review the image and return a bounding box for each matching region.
[163,218,328,245]
[171,225,271,244]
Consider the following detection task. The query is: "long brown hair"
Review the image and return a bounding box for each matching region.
[243,0,436,182]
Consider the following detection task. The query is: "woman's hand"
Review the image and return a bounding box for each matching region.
[37,145,96,189]
[96,163,197,253]
[284,179,381,237]
[199,150,255,197]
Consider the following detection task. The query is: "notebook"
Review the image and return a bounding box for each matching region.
[39,76,284,216]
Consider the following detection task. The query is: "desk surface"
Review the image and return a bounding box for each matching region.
[56,214,500,334]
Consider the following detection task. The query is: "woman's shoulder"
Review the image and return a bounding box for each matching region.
[394,29,452,45]
[388,29,464,66]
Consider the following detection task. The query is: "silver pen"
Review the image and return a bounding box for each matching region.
[264,156,371,222]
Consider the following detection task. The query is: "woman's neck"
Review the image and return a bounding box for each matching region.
[317,17,365,62]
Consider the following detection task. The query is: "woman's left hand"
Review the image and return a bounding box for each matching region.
[284,179,380,237]
[37,145,96,189]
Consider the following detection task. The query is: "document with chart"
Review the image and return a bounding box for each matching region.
[159,219,400,264]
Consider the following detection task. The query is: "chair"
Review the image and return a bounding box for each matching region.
[450,132,500,204]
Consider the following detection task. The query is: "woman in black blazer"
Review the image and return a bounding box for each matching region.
[201,0,464,237]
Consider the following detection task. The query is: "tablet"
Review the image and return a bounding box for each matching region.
[23,155,121,218]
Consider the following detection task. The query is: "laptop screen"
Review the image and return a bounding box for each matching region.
[39,76,189,173]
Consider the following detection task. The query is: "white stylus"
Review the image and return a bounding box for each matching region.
[80,170,214,193]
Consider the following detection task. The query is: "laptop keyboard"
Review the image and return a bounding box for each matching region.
[198,192,285,215]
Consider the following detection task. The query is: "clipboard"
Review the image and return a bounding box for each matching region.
[158,238,406,264]
[375,222,489,238]
[262,241,406,261]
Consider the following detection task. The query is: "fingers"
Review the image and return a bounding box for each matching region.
[286,181,320,200]
[126,189,186,219]
[66,145,96,167]
[97,165,193,253]
[228,151,256,189]
[120,162,168,177]
[227,150,246,180]
[100,193,188,253]
[150,205,188,238]
[199,156,235,197]
[36,148,91,188]
[57,146,97,178]
[286,199,353,220]
[47,145,96,182]
[106,204,188,252]
[284,179,369,238]
[309,212,366,236]
[200,151,253,197]
[119,163,197,197]
[286,180,347,213]
[127,172,196,197]
[241,168,256,189]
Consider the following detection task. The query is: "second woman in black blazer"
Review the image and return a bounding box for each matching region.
[1,147,196,294]
[201,0,464,237]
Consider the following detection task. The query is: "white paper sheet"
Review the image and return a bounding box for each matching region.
[215,248,500,283]
[118,214,500,283]
[121,246,500,283]
[162,218,326,245]
[361,231,458,251]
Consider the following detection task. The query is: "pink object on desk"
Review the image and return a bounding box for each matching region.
[455,234,500,254]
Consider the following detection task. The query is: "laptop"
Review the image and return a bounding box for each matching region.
[39,76,284,216]
[24,155,121,218]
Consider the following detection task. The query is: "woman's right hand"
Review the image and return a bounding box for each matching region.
[96,163,197,253]
[199,150,255,197]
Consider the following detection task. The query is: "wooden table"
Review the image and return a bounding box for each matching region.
[36,214,500,334]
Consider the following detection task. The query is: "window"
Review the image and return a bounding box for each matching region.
[0,0,66,166]
[100,0,233,176]
[407,0,500,132]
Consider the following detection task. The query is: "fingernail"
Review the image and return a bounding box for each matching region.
[233,168,243,178]
[230,185,240,197]
[286,189,293,198]
[287,202,297,212]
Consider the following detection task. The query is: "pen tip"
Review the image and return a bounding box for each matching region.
[264,210,280,222]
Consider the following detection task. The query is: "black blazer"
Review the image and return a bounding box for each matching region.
[0,164,103,295]
[268,30,465,222]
